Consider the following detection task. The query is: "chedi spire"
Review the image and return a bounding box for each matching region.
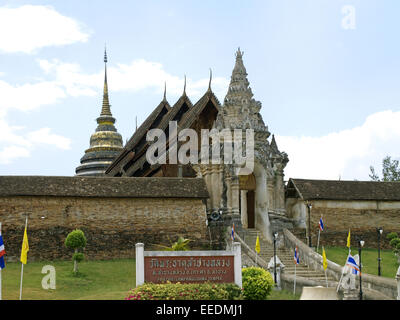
[75,48,123,176]
[218,47,268,135]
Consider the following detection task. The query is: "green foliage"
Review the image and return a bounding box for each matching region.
[389,238,400,248]
[387,232,399,241]
[241,267,274,300]
[73,252,85,263]
[369,156,400,181]
[155,236,191,251]
[125,282,242,300]
[65,229,87,250]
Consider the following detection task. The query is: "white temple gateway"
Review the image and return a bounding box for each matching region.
[194,48,289,241]
[105,48,289,242]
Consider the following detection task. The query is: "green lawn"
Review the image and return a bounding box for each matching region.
[316,246,399,279]
[0,259,136,300]
[268,288,300,300]
[0,258,304,300]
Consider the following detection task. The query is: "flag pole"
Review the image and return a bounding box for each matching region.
[294,263,296,295]
[19,216,28,301]
[317,229,321,254]
[336,247,351,292]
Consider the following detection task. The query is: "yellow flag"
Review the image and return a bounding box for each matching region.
[322,247,328,270]
[20,225,29,264]
[255,235,260,254]
[346,229,351,248]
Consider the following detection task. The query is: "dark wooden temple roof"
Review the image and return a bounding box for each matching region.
[0,176,209,199]
[286,178,400,201]
[106,99,171,174]
[106,88,221,177]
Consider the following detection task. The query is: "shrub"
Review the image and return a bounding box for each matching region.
[155,236,191,251]
[242,267,274,300]
[73,252,85,263]
[65,229,87,249]
[387,232,398,241]
[389,238,400,248]
[125,282,242,300]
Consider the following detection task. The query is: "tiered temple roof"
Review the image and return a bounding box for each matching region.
[105,72,221,177]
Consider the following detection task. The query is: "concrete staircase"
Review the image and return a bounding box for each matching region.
[238,228,336,283]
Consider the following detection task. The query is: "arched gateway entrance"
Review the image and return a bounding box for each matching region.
[239,173,256,228]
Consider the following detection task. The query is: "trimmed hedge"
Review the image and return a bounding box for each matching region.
[125,282,242,300]
[242,267,274,300]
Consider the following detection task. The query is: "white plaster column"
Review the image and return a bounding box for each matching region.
[240,190,248,228]
[254,163,272,242]
[135,243,144,287]
[233,242,242,288]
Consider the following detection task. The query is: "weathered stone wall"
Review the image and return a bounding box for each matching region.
[287,199,400,249]
[0,196,208,261]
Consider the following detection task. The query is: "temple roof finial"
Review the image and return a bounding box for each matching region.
[163,81,167,101]
[235,47,244,59]
[183,74,187,96]
[100,46,112,117]
[208,68,212,92]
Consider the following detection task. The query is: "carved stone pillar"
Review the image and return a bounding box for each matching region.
[218,164,224,209]
[225,174,232,215]
[275,168,285,213]
[231,176,240,216]
[203,166,212,211]
[267,179,275,212]
[211,165,220,211]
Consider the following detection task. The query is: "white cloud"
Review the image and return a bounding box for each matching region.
[0,5,90,54]
[0,146,30,164]
[0,79,66,114]
[27,127,71,150]
[276,110,400,181]
[0,57,227,165]
[37,58,229,101]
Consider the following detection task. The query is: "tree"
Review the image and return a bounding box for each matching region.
[369,156,400,182]
[65,229,87,274]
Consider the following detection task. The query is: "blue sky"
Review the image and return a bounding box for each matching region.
[1,0,400,180]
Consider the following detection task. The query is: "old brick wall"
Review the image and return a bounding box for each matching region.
[0,196,208,261]
[308,205,400,250]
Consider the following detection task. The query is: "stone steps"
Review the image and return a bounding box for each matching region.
[238,228,336,283]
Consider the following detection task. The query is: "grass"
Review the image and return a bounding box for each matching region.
[0,259,136,300]
[316,246,399,278]
[268,288,300,300]
[0,258,304,300]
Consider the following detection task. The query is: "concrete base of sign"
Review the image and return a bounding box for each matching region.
[300,286,339,300]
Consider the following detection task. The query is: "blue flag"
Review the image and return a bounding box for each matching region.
[294,246,299,265]
[0,232,5,269]
[319,217,324,231]
[346,254,359,275]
